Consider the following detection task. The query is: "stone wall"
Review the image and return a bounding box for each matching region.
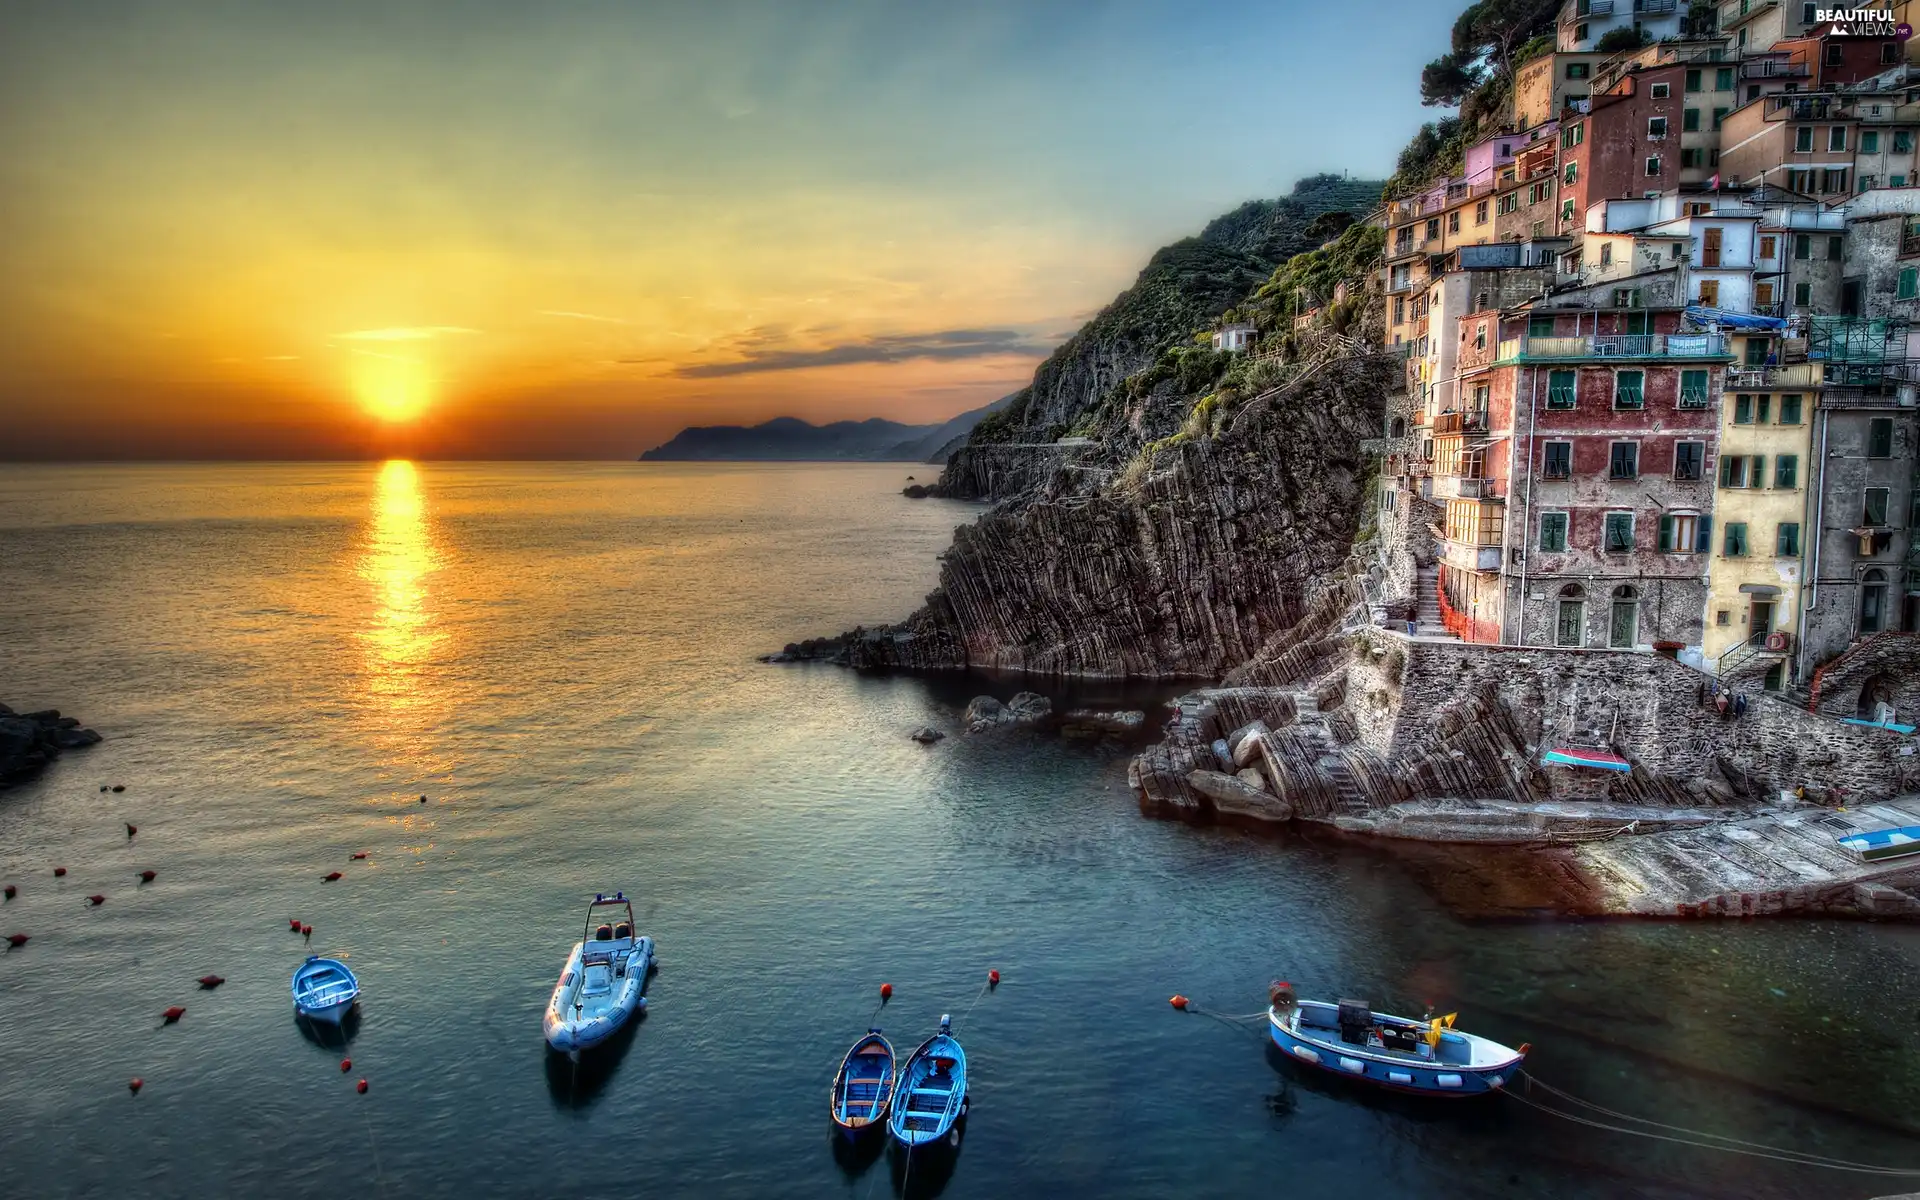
[1810,631,1920,723]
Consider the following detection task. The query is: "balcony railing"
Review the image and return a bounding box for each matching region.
[1431,410,1490,435]
[1583,0,1615,14]
[1634,0,1676,13]
[1497,333,1730,361]
[1740,57,1810,79]
[1456,478,1504,499]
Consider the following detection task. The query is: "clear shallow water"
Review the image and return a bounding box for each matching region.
[0,461,1917,1200]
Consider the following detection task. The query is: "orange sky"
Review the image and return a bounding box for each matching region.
[0,1,1444,459]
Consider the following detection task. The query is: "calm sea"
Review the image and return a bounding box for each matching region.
[0,461,1916,1200]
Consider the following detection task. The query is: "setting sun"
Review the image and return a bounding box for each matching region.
[356,358,433,424]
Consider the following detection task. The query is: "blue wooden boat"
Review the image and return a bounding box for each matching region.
[887,1016,967,1147]
[1267,984,1526,1097]
[829,1029,897,1138]
[1837,824,1920,863]
[291,956,360,1025]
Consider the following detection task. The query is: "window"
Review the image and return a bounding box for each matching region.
[1679,370,1709,409]
[1539,511,1569,551]
[1556,584,1585,647]
[1780,394,1803,424]
[1543,440,1572,479]
[1861,569,1889,633]
[1562,198,1576,223]
[1864,131,1881,154]
[1674,441,1705,479]
[1563,161,1578,185]
[1721,454,1750,487]
[1824,169,1849,194]
[1796,127,1814,152]
[1568,61,1590,80]
[1681,148,1702,169]
[1745,336,1768,366]
[1734,394,1754,424]
[1795,281,1812,306]
[1528,315,1555,338]
[1713,107,1729,131]
[1759,235,1777,259]
[1868,417,1895,458]
[1757,395,1771,424]
[1800,0,1815,19]
[1794,234,1811,260]
[1775,453,1798,489]
[1393,297,1405,324]
[1862,175,1880,192]
[1698,279,1720,306]
[1685,69,1702,93]
[1609,441,1639,479]
[1659,512,1700,551]
[1652,83,1670,99]
[1900,268,1919,301]
[1829,235,1844,262]
[1898,131,1914,154]
[1604,512,1635,553]
[1716,68,1734,92]
[1426,218,1440,240]
[1448,211,1460,234]
[1614,371,1644,410]
[1476,199,1488,225]
[1825,43,1844,67]
[1885,41,1901,65]
[1474,323,1486,350]
[1716,609,1730,626]
[1865,486,1890,525]
[1777,523,1801,556]
[1829,127,1847,153]
[1561,122,1585,149]
[1609,585,1638,649]
[1547,369,1576,410]
[1649,117,1668,139]
[1724,521,1749,556]
[1646,156,1662,177]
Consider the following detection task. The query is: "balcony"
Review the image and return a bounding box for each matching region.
[1634,0,1676,11]
[1441,540,1506,573]
[1740,57,1810,80]
[1582,0,1614,12]
[1456,477,1504,499]
[1496,333,1731,361]
[1431,410,1491,435]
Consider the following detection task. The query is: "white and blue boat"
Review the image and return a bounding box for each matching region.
[829,1029,897,1139]
[1267,984,1527,1097]
[291,956,360,1025]
[1837,824,1920,863]
[887,1016,967,1147]
[543,893,654,1055]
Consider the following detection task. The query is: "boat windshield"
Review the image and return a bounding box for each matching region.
[580,897,636,960]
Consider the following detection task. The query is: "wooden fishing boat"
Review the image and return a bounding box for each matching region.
[543,892,653,1054]
[888,1016,967,1147]
[1267,983,1527,1097]
[291,956,360,1025]
[829,1029,896,1138]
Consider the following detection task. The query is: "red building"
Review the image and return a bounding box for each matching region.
[1555,63,1687,236]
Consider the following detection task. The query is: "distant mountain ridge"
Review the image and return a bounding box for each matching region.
[641,396,1012,463]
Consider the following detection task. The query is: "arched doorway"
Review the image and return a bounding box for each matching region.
[1388,416,1406,439]
[1610,585,1639,649]
[1555,583,1585,647]
[1857,673,1898,722]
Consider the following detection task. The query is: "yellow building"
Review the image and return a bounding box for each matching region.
[1704,362,1817,689]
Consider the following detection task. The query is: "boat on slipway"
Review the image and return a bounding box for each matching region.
[1266,982,1527,1097]
[543,892,654,1055]
[888,1016,968,1147]
[291,956,360,1025]
[829,1030,897,1138]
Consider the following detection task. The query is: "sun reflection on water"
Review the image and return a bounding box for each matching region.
[357,460,452,789]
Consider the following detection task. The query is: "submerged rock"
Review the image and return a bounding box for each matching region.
[1187,769,1294,823]
[909,726,946,744]
[964,691,1054,733]
[1,704,103,787]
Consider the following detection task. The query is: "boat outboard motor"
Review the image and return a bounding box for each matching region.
[1337,998,1373,1045]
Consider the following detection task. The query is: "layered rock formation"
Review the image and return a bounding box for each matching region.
[0,704,102,786]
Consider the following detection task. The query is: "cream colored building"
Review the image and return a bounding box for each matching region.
[1703,360,1818,688]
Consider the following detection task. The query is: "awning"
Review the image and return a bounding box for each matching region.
[1541,747,1634,772]
[1684,305,1787,331]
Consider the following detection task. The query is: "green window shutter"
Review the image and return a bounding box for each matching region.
[1777,523,1800,556]
[1680,369,1708,407]
[1900,267,1917,300]
[1696,514,1712,553]
[1757,395,1770,423]
[1685,69,1701,92]
[1776,454,1797,488]
[1712,107,1729,130]
[1752,454,1765,487]
[1548,369,1576,408]
[1725,522,1747,556]
[1781,394,1802,423]
[1734,394,1752,423]
[1529,316,1555,337]
[1864,131,1880,154]
[1615,370,1644,408]
[1658,514,1673,551]
[1683,108,1700,132]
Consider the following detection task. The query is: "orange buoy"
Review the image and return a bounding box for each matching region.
[1170,995,1189,1010]
[197,975,225,989]
[988,969,1000,987]
[879,983,893,1000]
[356,1078,368,1094]
[129,1077,143,1095]
[162,1006,186,1024]
[349,852,368,860]
[340,1058,352,1073]
[322,872,343,883]
[138,870,156,883]
[53,867,67,878]
[126,824,138,839]
[6,934,28,949]
[86,894,106,906]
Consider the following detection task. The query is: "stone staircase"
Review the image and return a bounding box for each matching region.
[1414,563,1447,637]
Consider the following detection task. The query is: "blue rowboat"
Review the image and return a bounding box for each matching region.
[887,1016,967,1147]
[292,956,360,1025]
[1268,987,1526,1097]
[1837,825,1920,863]
[830,1030,897,1138]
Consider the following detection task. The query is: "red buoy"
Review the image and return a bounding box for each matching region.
[6,934,28,949]
[162,1006,186,1024]
[53,867,67,878]
[86,894,106,906]
[988,969,1000,987]
[340,1058,352,1073]
[356,1078,368,1094]
[126,824,138,839]
[3,885,14,900]
[879,983,893,1000]
[138,870,156,883]
[302,925,313,940]
[129,1078,143,1095]
[322,872,342,883]
[290,918,302,931]
[1170,995,1189,1010]
[197,975,225,989]
[349,852,368,860]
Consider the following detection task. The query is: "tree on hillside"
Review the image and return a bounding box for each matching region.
[1420,0,1561,105]
[1595,26,1648,52]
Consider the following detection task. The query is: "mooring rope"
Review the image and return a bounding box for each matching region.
[958,980,992,1025]
[361,1105,390,1197]
[1509,1072,1920,1176]
[1178,1000,1271,1041]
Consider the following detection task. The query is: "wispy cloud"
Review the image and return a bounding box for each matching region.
[539,310,629,325]
[336,326,478,341]
[262,355,300,361]
[674,328,1048,378]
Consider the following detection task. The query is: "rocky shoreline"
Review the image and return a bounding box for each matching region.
[0,704,103,787]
